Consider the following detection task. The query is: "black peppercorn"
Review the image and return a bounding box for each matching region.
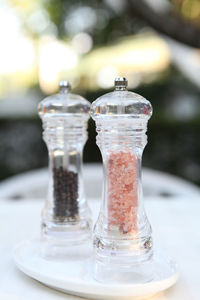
[53,167,78,222]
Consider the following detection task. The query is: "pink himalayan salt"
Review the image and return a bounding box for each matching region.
[108,151,138,234]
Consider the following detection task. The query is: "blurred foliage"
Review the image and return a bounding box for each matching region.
[9,0,200,42]
[171,0,200,25]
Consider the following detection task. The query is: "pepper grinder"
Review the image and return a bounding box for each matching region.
[91,77,153,282]
[38,81,92,255]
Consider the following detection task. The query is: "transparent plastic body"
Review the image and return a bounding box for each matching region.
[38,84,92,256]
[91,79,153,283]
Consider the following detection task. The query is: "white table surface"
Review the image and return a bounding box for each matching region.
[0,196,200,300]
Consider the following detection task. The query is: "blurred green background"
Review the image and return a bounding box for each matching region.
[0,0,200,184]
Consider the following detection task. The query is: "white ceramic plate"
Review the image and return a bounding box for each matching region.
[13,239,178,300]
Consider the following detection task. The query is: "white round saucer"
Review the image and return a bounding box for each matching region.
[13,239,178,300]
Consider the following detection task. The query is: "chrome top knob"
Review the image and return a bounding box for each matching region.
[114,77,128,91]
[59,80,71,93]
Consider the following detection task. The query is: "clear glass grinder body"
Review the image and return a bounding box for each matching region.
[38,81,92,255]
[90,77,153,283]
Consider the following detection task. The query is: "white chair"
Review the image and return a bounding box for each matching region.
[0,164,199,200]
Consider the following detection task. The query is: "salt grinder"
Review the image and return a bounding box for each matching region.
[38,81,91,254]
[91,77,153,282]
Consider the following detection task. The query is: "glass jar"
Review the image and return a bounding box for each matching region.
[91,77,153,282]
[38,81,92,255]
